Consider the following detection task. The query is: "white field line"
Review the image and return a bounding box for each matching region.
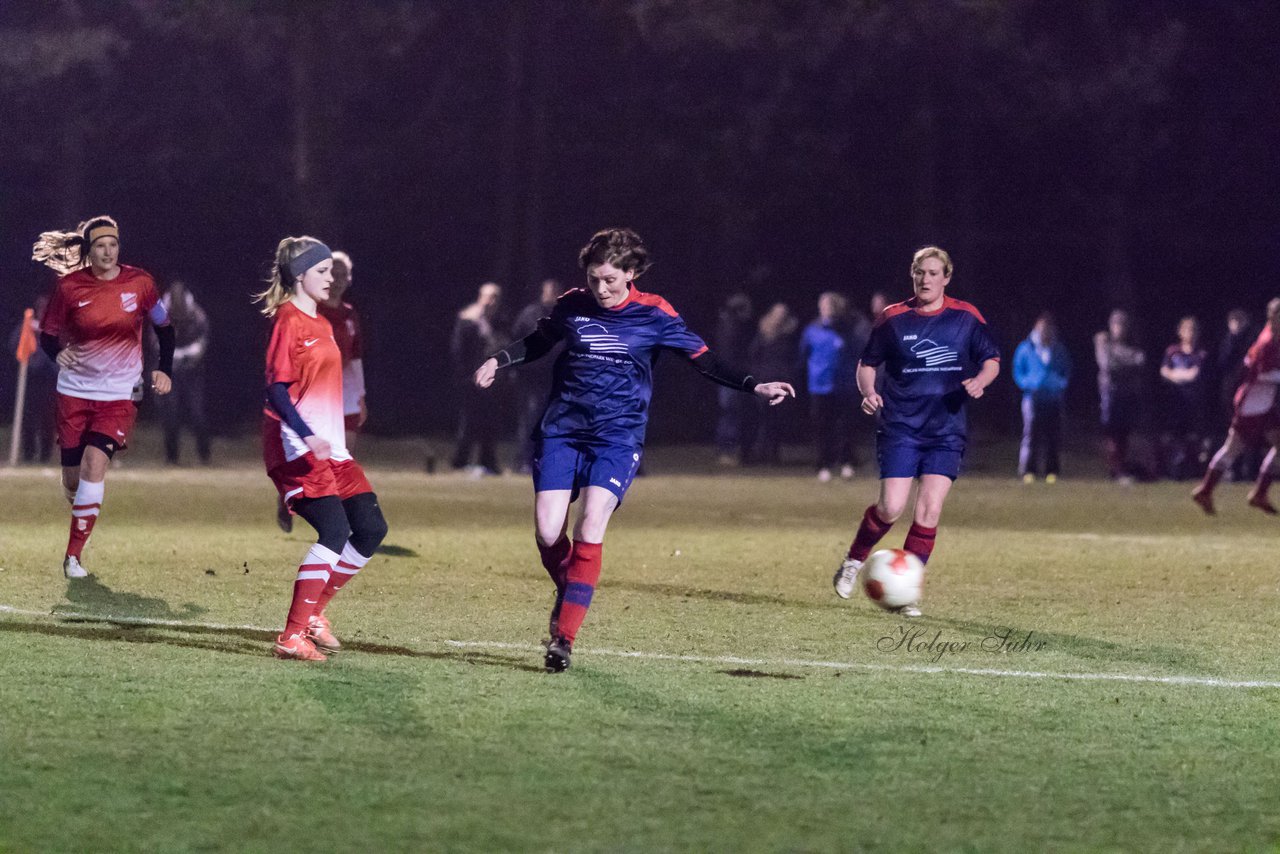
[3,604,1279,690]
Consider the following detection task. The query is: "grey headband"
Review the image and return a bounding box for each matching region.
[284,243,332,282]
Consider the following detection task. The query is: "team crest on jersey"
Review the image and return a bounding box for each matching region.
[120,292,138,313]
[576,322,629,355]
[910,338,958,367]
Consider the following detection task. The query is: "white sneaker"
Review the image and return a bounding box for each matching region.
[817,468,833,483]
[63,555,88,579]
[832,558,861,599]
[840,464,855,480]
[893,603,922,618]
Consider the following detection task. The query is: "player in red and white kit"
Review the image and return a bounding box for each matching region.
[256,237,388,661]
[32,216,175,578]
[1192,297,1280,515]
[274,251,369,533]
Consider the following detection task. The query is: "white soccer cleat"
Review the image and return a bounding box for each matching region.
[894,603,922,618]
[832,558,861,599]
[817,468,833,483]
[63,555,88,579]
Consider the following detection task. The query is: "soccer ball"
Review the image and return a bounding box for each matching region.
[861,549,925,610]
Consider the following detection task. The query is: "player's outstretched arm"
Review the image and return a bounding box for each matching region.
[753,381,795,406]
[475,328,561,389]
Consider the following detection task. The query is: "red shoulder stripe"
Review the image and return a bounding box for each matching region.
[944,297,987,324]
[872,301,914,329]
[629,289,679,317]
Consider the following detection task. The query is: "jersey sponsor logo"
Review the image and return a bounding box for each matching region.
[304,338,321,347]
[120,292,138,312]
[77,299,93,307]
[909,338,959,367]
[576,322,630,355]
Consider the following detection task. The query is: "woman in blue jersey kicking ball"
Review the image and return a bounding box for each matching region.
[832,246,1001,616]
[474,228,795,671]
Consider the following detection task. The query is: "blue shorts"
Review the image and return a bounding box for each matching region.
[533,436,643,504]
[877,438,964,481]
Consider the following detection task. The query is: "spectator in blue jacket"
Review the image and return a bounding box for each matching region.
[1013,312,1071,482]
[801,292,867,481]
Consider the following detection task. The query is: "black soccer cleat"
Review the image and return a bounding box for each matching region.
[544,635,572,673]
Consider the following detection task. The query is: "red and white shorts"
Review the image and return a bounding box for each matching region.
[263,419,373,510]
[57,393,138,451]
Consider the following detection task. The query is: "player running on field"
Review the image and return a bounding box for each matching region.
[832,246,1001,616]
[1192,297,1280,515]
[33,216,175,579]
[473,228,795,672]
[257,237,388,661]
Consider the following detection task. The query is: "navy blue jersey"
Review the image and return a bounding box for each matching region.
[537,287,708,445]
[860,296,1001,444]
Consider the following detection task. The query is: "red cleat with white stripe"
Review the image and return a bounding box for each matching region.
[273,632,327,661]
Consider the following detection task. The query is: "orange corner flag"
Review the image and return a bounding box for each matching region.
[15,308,36,364]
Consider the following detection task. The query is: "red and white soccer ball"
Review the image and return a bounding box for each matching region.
[861,549,925,610]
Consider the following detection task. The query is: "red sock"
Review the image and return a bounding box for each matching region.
[904,522,938,566]
[315,542,369,614]
[1198,466,1223,496]
[537,534,572,589]
[555,541,602,643]
[1253,469,1275,500]
[284,545,337,637]
[66,480,104,560]
[848,505,893,562]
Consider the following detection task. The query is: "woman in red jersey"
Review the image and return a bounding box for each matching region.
[1192,297,1280,515]
[33,216,175,579]
[256,237,388,661]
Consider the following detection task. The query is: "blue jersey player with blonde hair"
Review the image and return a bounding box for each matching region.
[832,246,1001,616]
[474,228,795,671]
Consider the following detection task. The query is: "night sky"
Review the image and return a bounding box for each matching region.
[2,0,1278,439]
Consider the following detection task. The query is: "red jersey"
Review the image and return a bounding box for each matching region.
[1234,325,1280,417]
[263,301,350,463]
[317,300,366,415]
[42,265,161,401]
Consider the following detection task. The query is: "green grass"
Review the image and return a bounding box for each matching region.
[2,440,1279,852]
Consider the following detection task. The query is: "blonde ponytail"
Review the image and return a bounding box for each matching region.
[32,214,118,275]
[254,236,327,317]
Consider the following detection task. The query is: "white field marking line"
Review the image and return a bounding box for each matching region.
[6,604,1277,690]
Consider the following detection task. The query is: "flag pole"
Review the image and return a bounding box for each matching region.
[8,359,28,467]
[9,308,37,467]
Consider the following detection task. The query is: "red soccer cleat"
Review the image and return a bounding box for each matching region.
[272,631,327,661]
[1191,486,1215,516]
[1247,490,1278,515]
[307,613,341,652]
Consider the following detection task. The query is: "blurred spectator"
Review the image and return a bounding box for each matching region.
[1215,308,1260,481]
[451,282,503,474]
[801,291,866,481]
[713,293,754,466]
[1094,308,1148,483]
[8,295,57,463]
[317,251,368,448]
[745,302,799,464]
[157,281,211,465]
[1013,312,1071,482]
[511,278,564,472]
[1158,315,1210,480]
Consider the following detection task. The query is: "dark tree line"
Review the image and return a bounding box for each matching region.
[2,0,1276,438]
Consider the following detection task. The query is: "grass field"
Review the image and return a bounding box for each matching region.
[2,436,1280,852]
